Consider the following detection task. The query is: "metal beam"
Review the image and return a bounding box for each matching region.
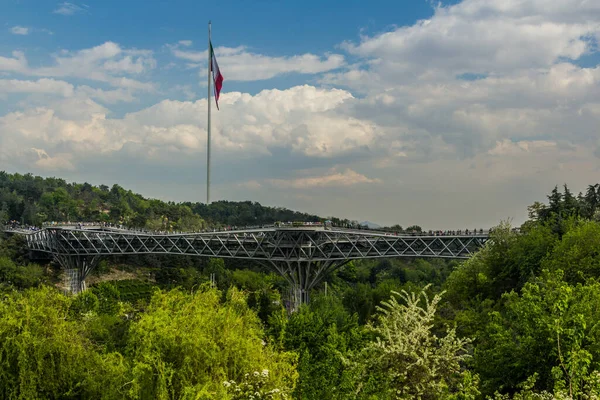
[24,227,489,261]
[17,226,489,300]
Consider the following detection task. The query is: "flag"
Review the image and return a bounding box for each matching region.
[210,41,224,109]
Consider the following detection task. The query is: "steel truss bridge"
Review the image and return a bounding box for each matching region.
[12,225,489,306]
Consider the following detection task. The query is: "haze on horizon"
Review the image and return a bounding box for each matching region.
[1,0,599,230]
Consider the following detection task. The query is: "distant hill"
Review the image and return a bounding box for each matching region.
[0,171,360,230]
[360,221,381,229]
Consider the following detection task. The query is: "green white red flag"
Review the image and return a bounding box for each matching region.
[210,41,223,109]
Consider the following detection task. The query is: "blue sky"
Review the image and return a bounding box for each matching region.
[1,0,599,228]
[1,0,447,100]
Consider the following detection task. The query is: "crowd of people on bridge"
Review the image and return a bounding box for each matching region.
[3,218,500,237]
[3,220,40,232]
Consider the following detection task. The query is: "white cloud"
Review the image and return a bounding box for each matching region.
[53,2,88,16]
[2,0,600,229]
[77,86,135,103]
[29,148,75,171]
[124,85,357,157]
[172,84,196,100]
[172,44,345,81]
[0,78,74,97]
[0,78,136,104]
[8,26,53,36]
[10,26,29,35]
[268,168,381,189]
[110,77,155,91]
[178,40,193,47]
[333,0,600,91]
[487,139,558,156]
[103,55,154,74]
[0,42,155,91]
[0,51,28,73]
[0,85,359,169]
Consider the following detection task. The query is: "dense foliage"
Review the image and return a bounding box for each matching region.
[3,174,600,399]
[0,285,297,399]
[0,171,323,229]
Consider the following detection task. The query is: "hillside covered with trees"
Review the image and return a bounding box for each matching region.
[2,174,600,398]
[0,171,328,230]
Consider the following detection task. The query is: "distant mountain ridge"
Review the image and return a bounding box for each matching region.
[360,221,381,229]
[0,171,360,229]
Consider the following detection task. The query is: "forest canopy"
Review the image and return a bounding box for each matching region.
[2,174,600,398]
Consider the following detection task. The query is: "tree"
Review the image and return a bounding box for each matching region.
[347,286,479,399]
[582,184,600,219]
[541,221,600,283]
[475,270,600,397]
[0,257,46,289]
[0,201,8,223]
[547,186,563,216]
[270,294,366,400]
[527,201,547,221]
[562,184,579,218]
[0,286,129,399]
[126,287,297,399]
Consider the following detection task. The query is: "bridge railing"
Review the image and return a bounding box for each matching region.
[5,221,509,237]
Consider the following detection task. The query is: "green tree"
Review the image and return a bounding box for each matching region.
[0,257,46,289]
[582,184,600,219]
[348,286,478,399]
[126,286,297,399]
[562,184,579,218]
[0,286,129,399]
[527,201,547,221]
[269,294,366,400]
[475,270,600,397]
[542,221,600,283]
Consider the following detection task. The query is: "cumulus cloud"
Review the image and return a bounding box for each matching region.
[0,42,155,91]
[171,44,345,81]
[0,51,28,73]
[268,168,381,189]
[487,139,558,156]
[0,78,136,104]
[29,148,75,171]
[77,86,135,103]
[0,85,358,165]
[318,0,600,161]
[53,2,88,16]
[10,26,29,35]
[2,0,600,228]
[0,78,74,97]
[339,0,600,86]
[124,85,359,157]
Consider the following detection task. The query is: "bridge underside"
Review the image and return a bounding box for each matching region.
[24,227,489,305]
[264,260,351,308]
[54,254,99,294]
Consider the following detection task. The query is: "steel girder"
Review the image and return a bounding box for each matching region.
[25,228,488,261]
[23,227,488,301]
[54,254,100,294]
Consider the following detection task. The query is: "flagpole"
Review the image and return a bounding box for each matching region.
[207,21,212,205]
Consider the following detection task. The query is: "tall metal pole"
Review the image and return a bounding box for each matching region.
[207,21,212,205]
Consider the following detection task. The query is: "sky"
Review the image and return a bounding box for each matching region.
[1,0,600,229]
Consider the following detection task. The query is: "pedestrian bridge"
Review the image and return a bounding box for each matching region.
[7,224,490,305]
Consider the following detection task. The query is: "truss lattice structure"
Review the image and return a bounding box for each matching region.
[22,227,489,306]
[26,227,487,260]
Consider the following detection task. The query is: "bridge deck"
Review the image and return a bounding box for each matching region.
[14,226,489,261]
[4,224,490,301]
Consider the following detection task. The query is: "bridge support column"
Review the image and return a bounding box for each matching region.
[266,260,350,312]
[54,255,100,294]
